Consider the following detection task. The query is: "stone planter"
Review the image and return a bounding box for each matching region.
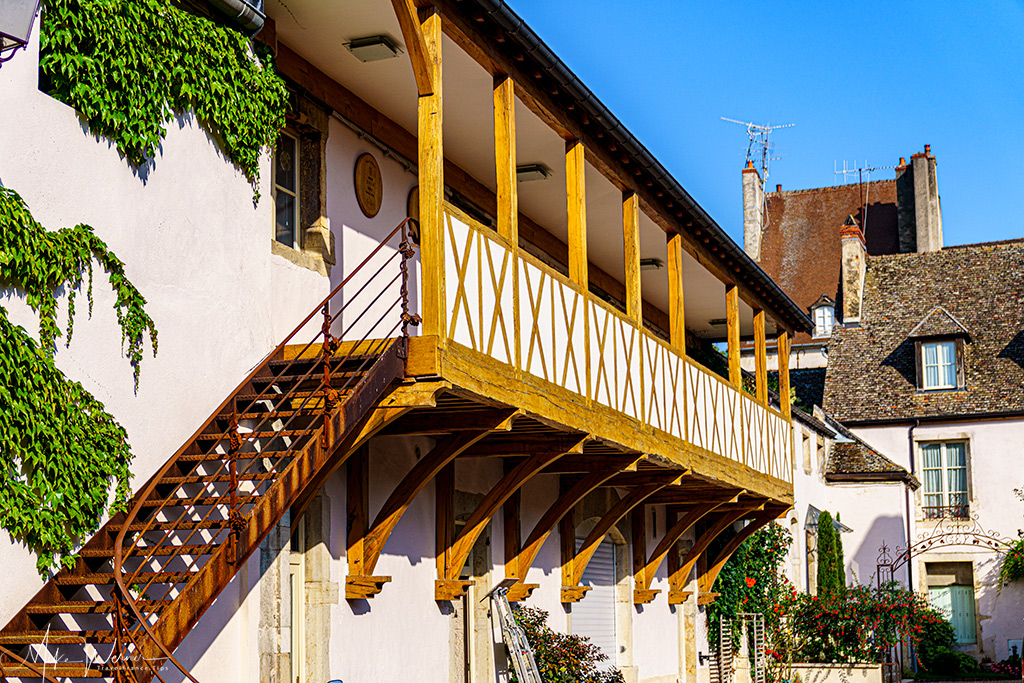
[788,663,883,683]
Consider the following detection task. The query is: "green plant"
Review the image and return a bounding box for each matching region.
[916,616,957,673]
[40,0,288,193]
[707,521,793,649]
[998,487,1024,585]
[0,187,157,572]
[510,605,624,683]
[816,511,843,597]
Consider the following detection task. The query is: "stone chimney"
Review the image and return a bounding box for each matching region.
[840,215,867,323]
[895,145,943,253]
[742,161,765,261]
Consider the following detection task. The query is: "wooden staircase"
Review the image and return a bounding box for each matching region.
[0,222,418,683]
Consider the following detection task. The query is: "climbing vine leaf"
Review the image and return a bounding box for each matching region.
[0,187,157,573]
[39,0,288,191]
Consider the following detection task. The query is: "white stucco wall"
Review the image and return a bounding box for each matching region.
[854,419,1024,662]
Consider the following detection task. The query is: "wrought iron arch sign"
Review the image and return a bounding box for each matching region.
[876,513,1014,586]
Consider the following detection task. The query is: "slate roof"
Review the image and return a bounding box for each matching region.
[823,241,1024,422]
[826,443,905,477]
[759,181,900,344]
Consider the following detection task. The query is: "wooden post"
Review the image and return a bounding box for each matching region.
[622,191,641,325]
[494,74,521,370]
[346,445,369,577]
[503,481,522,580]
[777,330,791,418]
[418,8,445,341]
[726,284,741,387]
[667,232,686,354]
[435,462,454,584]
[494,75,518,245]
[632,505,648,600]
[566,139,588,291]
[754,308,767,404]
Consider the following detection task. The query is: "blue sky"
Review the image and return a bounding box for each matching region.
[507,1,1024,247]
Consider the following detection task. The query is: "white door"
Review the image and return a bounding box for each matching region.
[574,539,618,666]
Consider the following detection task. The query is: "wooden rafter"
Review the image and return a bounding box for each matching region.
[541,455,642,474]
[562,476,681,603]
[347,413,515,599]
[505,458,643,601]
[698,508,784,597]
[460,433,588,458]
[633,496,735,604]
[436,437,588,599]
[377,407,519,436]
[674,502,766,603]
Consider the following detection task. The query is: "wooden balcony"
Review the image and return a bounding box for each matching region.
[404,203,793,502]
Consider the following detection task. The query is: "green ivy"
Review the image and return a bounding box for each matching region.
[39,0,288,191]
[0,187,157,573]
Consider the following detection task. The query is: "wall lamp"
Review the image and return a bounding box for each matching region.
[0,0,41,68]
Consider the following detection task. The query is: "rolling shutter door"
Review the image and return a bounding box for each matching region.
[574,539,617,666]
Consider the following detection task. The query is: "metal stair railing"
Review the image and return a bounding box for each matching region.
[107,220,419,683]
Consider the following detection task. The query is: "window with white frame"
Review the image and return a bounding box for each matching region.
[813,304,835,338]
[920,340,957,390]
[920,441,968,519]
[274,131,300,250]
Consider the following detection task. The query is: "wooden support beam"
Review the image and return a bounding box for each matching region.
[566,139,588,292]
[345,445,385,598]
[563,482,671,602]
[503,472,531,599]
[354,424,509,594]
[507,458,643,600]
[598,470,689,487]
[438,438,588,599]
[418,7,445,341]
[622,191,642,325]
[726,283,741,387]
[389,0,436,97]
[541,455,642,474]
[378,408,519,436]
[559,498,581,599]
[698,509,779,594]
[667,232,686,353]
[460,433,588,458]
[494,74,518,245]
[675,503,764,587]
[632,501,656,603]
[777,330,791,419]
[754,308,767,404]
[435,462,468,599]
[634,497,733,603]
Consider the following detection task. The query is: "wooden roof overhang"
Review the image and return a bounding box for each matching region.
[430,0,813,337]
[341,336,792,604]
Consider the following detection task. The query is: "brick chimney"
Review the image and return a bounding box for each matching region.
[742,161,765,261]
[840,215,867,323]
[896,145,943,253]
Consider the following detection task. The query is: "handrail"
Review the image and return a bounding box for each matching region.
[111,220,418,682]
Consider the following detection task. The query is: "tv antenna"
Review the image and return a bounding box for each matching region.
[832,160,898,237]
[721,117,795,183]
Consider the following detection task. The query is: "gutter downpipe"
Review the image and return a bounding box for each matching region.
[906,419,919,591]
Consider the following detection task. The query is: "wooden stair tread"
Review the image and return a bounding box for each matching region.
[80,544,214,558]
[194,429,311,442]
[55,571,193,586]
[0,631,116,644]
[108,519,232,533]
[25,600,171,614]
[159,472,276,485]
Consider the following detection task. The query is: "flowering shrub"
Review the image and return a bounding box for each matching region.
[983,653,1021,677]
[510,606,625,683]
[772,583,949,664]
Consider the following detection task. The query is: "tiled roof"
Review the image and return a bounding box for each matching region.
[906,306,970,339]
[759,181,900,344]
[823,242,1024,421]
[826,442,906,476]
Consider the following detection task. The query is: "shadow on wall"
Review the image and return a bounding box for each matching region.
[850,515,910,587]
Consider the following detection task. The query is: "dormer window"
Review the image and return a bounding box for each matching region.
[920,341,957,390]
[809,295,836,338]
[908,307,970,392]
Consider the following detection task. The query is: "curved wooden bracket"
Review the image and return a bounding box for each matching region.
[633,496,734,603]
[673,502,766,596]
[697,508,780,595]
[390,0,438,97]
[561,474,682,603]
[437,436,587,599]
[504,457,642,600]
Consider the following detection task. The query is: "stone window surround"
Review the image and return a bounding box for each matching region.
[271,91,335,277]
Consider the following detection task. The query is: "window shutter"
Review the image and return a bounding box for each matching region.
[955,338,966,388]
[915,341,924,389]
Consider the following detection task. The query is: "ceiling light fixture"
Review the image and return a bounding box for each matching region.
[345,35,403,62]
[515,164,551,182]
[639,258,664,271]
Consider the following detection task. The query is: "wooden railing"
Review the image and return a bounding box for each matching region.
[442,204,792,484]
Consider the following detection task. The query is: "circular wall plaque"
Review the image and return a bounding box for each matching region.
[406,186,420,244]
[354,153,383,218]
